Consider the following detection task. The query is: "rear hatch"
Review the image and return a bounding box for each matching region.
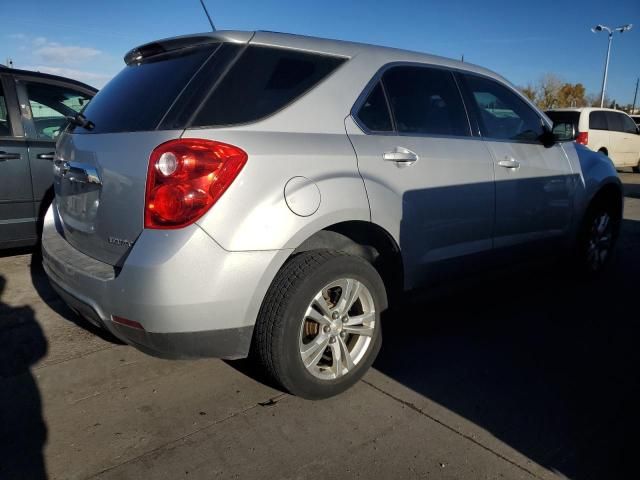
[54,36,247,266]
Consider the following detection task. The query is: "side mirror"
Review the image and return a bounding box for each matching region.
[539,124,557,148]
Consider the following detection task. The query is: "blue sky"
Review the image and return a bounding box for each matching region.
[1,0,638,104]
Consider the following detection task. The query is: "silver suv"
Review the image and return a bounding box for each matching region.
[42,31,622,399]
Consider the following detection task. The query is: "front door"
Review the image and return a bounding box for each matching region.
[346,65,495,289]
[459,73,574,253]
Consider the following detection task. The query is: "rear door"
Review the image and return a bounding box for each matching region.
[0,74,34,246]
[15,76,95,220]
[346,65,495,289]
[459,73,574,253]
[604,111,628,165]
[588,110,611,156]
[618,113,640,166]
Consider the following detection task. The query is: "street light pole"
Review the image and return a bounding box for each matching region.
[591,24,633,108]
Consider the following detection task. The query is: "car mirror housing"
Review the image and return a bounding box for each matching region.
[550,122,575,144]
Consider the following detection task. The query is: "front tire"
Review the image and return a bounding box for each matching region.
[574,198,621,274]
[252,250,387,399]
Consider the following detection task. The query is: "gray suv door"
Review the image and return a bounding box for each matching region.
[459,73,574,253]
[0,75,33,247]
[347,65,495,290]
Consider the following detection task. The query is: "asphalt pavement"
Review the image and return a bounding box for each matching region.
[1,173,639,480]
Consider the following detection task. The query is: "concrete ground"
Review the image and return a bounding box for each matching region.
[1,173,639,480]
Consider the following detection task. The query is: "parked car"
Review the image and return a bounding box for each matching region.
[546,107,640,172]
[0,66,96,248]
[42,31,623,399]
[631,114,640,127]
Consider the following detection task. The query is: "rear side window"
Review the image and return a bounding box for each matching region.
[0,84,10,137]
[76,45,219,134]
[357,82,392,132]
[192,46,346,127]
[606,112,624,132]
[462,74,543,141]
[382,66,469,136]
[589,111,608,130]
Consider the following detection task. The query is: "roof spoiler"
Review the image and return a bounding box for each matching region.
[123,35,219,65]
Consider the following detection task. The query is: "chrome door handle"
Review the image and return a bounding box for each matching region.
[0,151,21,161]
[383,148,419,167]
[37,152,55,160]
[498,158,520,169]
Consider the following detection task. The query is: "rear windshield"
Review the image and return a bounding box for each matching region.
[190,46,346,127]
[74,44,219,134]
[545,111,579,128]
[74,43,346,134]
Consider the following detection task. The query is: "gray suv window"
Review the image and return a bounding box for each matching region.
[382,66,469,137]
[357,82,392,132]
[589,111,608,130]
[463,74,542,141]
[192,46,346,127]
[0,84,10,137]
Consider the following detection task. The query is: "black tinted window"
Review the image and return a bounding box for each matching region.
[382,67,469,136]
[463,75,542,141]
[25,82,93,139]
[589,111,608,130]
[192,46,346,127]
[77,45,217,134]
[0,84,10,136]
[606,112,625,132]
[357,82,392,132]
[622,114,638,134]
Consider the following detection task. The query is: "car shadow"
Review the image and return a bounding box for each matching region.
[0,274,48,479]
[374,217,640,480]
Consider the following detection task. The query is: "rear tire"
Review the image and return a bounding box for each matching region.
[252,250,387,399]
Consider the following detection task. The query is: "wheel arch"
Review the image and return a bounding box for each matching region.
[291,220,405,302]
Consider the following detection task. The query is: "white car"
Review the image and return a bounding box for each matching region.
[546,108,640,172]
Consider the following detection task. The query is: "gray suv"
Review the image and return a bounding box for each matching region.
[42,31,622,399]
[0,66,95,248]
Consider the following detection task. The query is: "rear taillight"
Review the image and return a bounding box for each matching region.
[575,131,588,145]
[145,138,247,229]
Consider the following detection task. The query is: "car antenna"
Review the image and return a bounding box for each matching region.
[199,0,216,32]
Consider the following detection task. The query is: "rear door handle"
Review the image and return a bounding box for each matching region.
[0,151,21,161]
[383,148,419,167]
[498,158,520,169]
[37,152,55,160]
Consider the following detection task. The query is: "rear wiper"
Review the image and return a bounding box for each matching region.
[66,113,95,131]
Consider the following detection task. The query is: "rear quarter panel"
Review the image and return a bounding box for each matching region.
[191,130,370,251]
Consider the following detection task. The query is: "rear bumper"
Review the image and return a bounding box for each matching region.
[42,204,288,359]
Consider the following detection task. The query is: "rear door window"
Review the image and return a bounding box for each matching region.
[462,74,542,141]
[589,111,608,130]
[381,66,469,137]
[24,82,92,139]
[191,46,346,127]
[356,82,393,132]
[76,44,219,134]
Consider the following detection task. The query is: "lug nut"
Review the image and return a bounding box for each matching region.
[329,337,337,344]
[332,311,339,320]
[340,331,346,338]
[323,325,331,334]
